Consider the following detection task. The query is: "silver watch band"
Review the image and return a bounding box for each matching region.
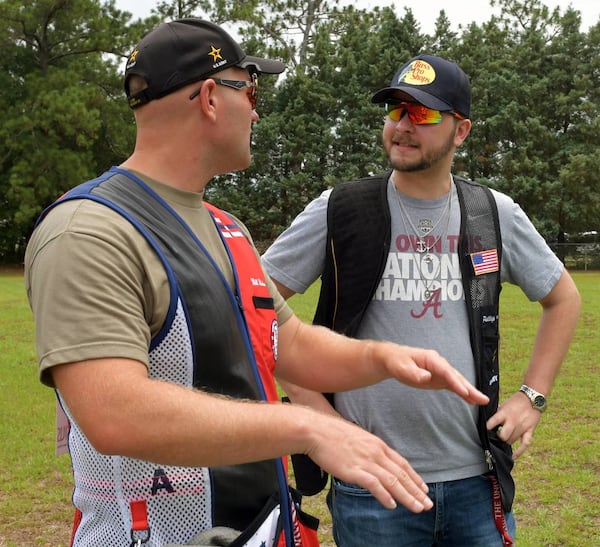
[519,384,547,412]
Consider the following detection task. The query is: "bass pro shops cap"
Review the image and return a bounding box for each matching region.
[371,54,471,118]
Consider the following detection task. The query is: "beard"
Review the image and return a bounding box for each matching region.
[387,130,456,173]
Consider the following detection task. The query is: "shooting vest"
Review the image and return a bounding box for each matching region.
[39,168,318,547]
[313,172,515,512]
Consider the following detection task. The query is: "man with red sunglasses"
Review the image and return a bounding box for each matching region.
[263,54,580,546]
[24,24,490,547]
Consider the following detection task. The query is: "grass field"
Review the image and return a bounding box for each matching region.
[0,271,598,546]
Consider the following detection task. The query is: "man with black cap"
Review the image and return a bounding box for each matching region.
[24,23,490,547]
[263,54,580,546]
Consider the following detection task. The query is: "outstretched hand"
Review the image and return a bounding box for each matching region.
[304,410,433,513]
[376,342,489,405]
[276,317,489,405]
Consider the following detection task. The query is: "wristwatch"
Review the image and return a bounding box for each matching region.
[519,384,547,413]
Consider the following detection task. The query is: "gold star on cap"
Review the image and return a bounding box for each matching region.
[128,48,140,63]
[208,46,223,62]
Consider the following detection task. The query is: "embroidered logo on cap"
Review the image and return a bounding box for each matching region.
[397,59,436,86]
[126,48,139,70]
[208,44,227,69]
[208,45,223,62]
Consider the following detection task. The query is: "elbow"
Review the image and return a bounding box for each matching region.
[566,277,582,316]
[76,418,139,457]
[280,380,310,401]
[574,290,582,315]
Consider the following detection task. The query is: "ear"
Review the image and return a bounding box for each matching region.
[455,118,472,146]
[190,80,218,122]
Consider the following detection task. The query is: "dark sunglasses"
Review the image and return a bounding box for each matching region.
[385,101,465,125]
[189,73,258,109]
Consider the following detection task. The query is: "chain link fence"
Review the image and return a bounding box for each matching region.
[551,242,600,271]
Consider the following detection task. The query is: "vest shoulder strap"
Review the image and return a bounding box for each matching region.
[312,172,390,335]
[454,177,515,511]
[455,175,503,409]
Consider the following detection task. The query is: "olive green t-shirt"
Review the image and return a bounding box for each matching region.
[24,171,293,387]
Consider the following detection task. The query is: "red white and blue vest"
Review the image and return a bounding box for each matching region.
[39,168,318,547]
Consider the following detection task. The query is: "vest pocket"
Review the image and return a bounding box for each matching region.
[230,492,282,546]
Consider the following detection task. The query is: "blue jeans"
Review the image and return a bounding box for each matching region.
[327,475,516,546]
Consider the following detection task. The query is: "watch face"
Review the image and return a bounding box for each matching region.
[533,395,546,408]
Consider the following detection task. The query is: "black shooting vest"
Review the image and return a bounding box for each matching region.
[313,172,515,511]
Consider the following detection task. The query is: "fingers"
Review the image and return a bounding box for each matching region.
[511,435,531,459]
[308,416,434,513]
[386,346,488,405]
[446,370,489,405]
[501,422,531,459]
[352,465,433,512]
[487,398,540,459]
[427,354,489,404]
[486,413,502,432]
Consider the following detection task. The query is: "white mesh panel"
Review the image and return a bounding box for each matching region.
[148,299,194,386]
[64,298,213,546]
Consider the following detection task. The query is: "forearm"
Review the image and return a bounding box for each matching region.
[53,357,437,513]
[276,315,488,405]
[279,378,340,417]
[276,317,386,392]
[521,271,581,395]
[488,273,580,456]
[54,358,316,467]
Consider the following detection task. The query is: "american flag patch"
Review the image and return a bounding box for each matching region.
[470,249,499,275]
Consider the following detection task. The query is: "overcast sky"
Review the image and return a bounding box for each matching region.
[113,0,599,35]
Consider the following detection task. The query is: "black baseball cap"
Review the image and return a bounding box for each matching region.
[371,54,471,118]
[124,18,286,109]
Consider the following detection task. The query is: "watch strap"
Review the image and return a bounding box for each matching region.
[519,384,547,412]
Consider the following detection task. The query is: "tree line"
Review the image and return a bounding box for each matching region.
[1,0,599,263]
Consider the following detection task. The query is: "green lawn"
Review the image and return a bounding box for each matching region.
[1,271,598,546]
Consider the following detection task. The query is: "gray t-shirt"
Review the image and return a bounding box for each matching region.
[263,176,563,482]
